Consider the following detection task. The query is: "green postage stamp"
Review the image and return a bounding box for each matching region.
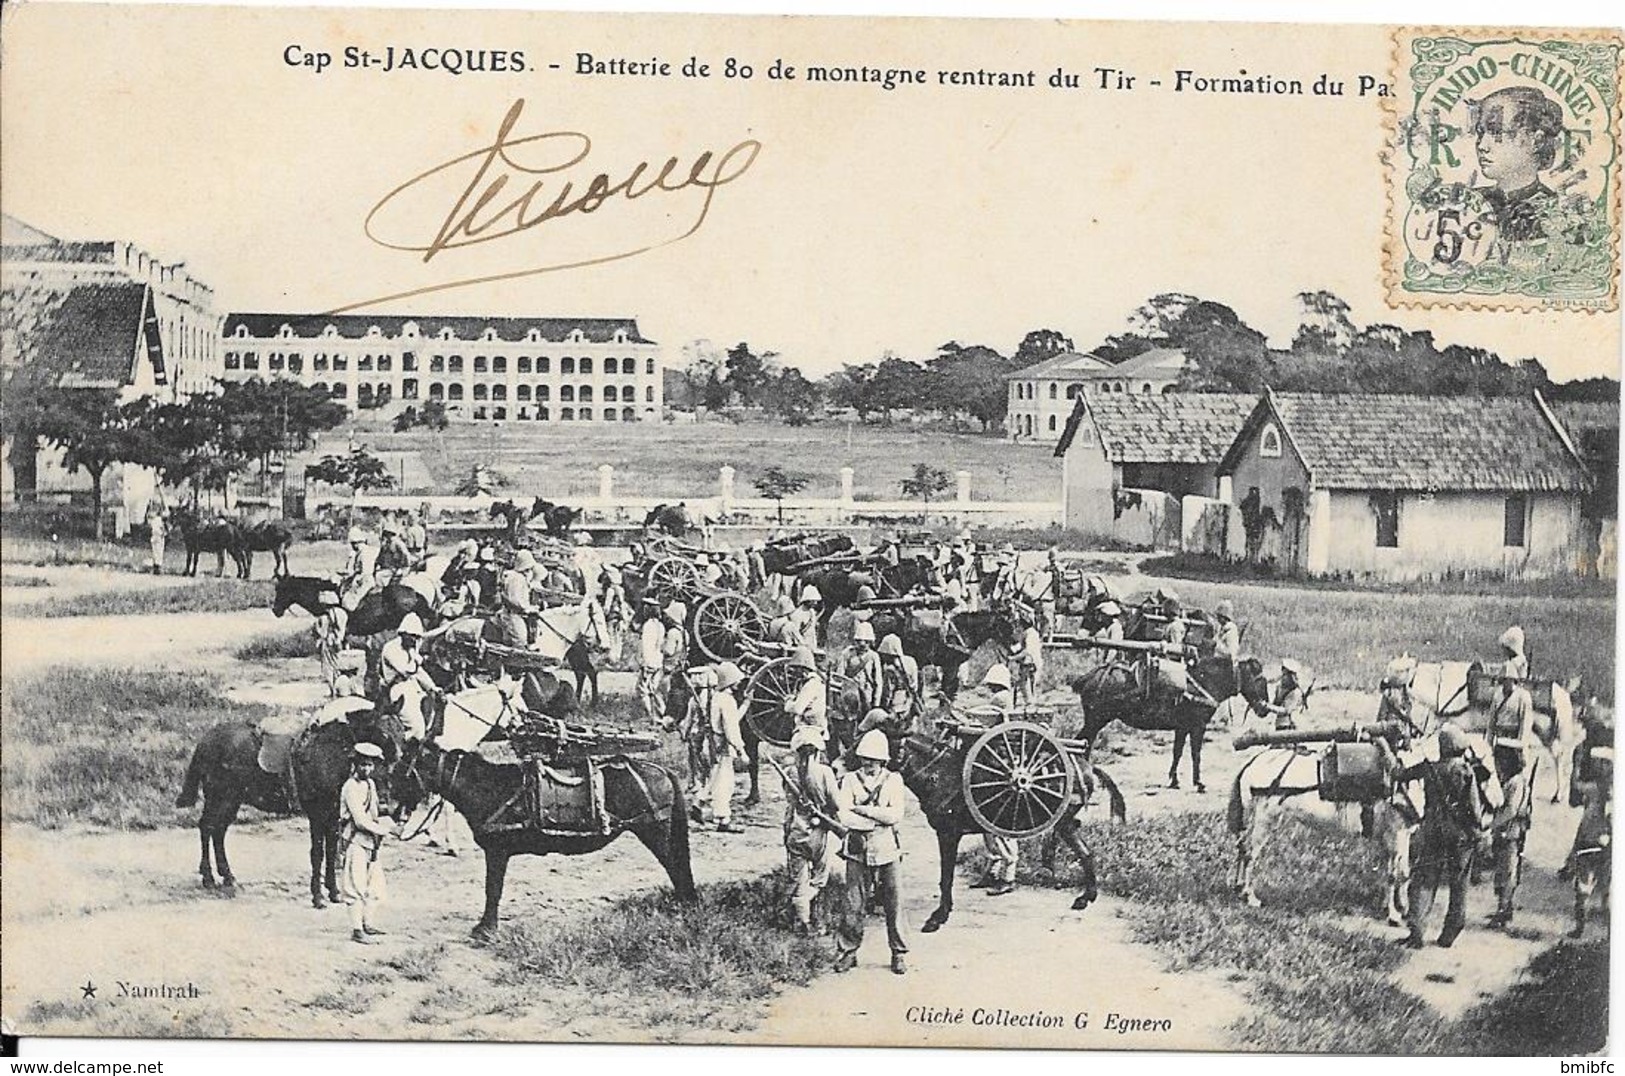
[1387,27,1624,311]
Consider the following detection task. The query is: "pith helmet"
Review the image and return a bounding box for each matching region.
[397,613,426,636]
[1216,600,1235,619]
[665,601,688,623]
[1280,658,1303,679]
[514,549,538,570]
[852,621,877,644]
[799,585,823,605]
[1499,626,1526,655]
[859,708,891,735]
[1096,600,1123,617]
[790,647,818,672]
[856,585,878,603]
[457,538,478,557]
[879,634,905,658]
[352,741,385,760]
[855,729,891,761]
[982,663,1012,690]
[714,662,745,691]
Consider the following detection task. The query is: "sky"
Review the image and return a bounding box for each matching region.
[2,0,1620,382]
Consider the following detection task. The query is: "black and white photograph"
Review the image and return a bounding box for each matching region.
[1,0,1620,1066]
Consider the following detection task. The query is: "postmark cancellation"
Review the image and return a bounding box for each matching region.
[1386,26,1624,311]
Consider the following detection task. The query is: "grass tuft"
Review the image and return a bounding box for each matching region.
[386,944,449,982]
[24,997,235,1038]
[485,872,831,1032]
[234,628,320,662]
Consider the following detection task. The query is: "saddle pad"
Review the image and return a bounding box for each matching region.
[522,758,609,835]
[256,727,301,778]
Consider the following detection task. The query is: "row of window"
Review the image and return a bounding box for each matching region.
[461,405,649,422]
[1013,380,1166,401]
[223,351,654,376]
[414,383,654,403]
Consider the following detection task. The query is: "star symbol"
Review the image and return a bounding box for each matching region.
[80,981,97,1000]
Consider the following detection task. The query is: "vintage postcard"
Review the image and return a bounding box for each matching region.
[1,1,1621,1063]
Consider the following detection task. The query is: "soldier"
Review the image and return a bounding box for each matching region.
[404,509,429,569]
[145,498,168,575]
[1004,612,1045,707]
[339,742,395,944]
[962,665,1019,896]
[1214,600,1242,665]
[989,543,1021,605]
[1091,599,1125,643]
[1267,659,1307,731]
[878,633,922,724]
[339,527,378,612]
[495,552,537,648]
[1566,708,1613,938]
[1156,588,1188,647]
[1498,625,1530,680]
[1486,668,1537,927]
[784,646,829,739]
[706,662,747,834]
[833,729,909,976]
[376,519,412,587]
[851,584,878,626]
[784,725,845,935]
[1488,668,1536,789]
[473,546,501,612]
[661,601,691,716]
[842,621,884,723]
[1398,724,1490,949]
[378,613,438,740]
[637,598,667,725]
[786,586,823,650]
[766,593,797,645]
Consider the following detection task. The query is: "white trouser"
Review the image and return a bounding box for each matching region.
[984,833,1019,882]
[340,839,386,931]
[709,750,736,822]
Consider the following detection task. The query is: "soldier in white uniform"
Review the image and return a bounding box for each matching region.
[706,662,747,833]
[339,527,378,612]
[378,613,437,740]
[637,598,668,724]
[962,664,1020,895]
[785,646,829,738]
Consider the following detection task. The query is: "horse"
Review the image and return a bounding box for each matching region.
[533,498,583,538]
[871,711,1127,933]
[759,534,856,577]
[644,503,698,539]
[1405,660,1581,803]
[174,708,407,907]
[489,498,543,545]
[1070,655,1267,793]
[390,738,698,938]
[171,507,248,578]
[1222,734,1417,929]
[868,607,1014,700]
[238,520,295,578]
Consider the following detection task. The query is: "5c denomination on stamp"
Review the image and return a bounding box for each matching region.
[1386,27,1623,311]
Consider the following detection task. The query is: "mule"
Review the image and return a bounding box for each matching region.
[876,713,1126,933]
[760,534,855,577]
[172,508,248,578]
[392,739,698,938]
[239,520,295,578]
[174,709,406,907]
[867,607,1013,700]
[644,503,698,539]
[1070,656,1266,793]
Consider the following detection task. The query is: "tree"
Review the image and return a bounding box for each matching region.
[1013,328,1075,369]
[34,389,143,539]
[825,363,879,422]
[870,355,930,423]
[900,463,952,504]
[307,446,397,520]
[0,280,71,502]
[393,406,420,433]
[1292,290,1357,353]
[754,466,809,524]
[764,367,823,425]
[724,341,775,408]
[391,399,449,432]
[928,342,1012,432]
[453,464,508,497]
[121,394,247,506]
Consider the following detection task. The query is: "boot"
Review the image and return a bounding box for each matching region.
[351,930,372,945]
[891,953,908,976]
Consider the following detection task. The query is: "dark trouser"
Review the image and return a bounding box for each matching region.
[836,859,908,957]
[1407,828,1474,945]
[1493,821,1528,916]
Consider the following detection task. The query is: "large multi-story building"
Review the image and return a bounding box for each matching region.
[219,314,664,423]
[1006,348,1187,442]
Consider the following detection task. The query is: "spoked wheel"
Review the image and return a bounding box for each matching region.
[693,592,767,663]
[645,556,701,606]
[743,657,804,747]
[962,720,1075,839]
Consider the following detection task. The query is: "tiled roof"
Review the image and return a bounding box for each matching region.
[1006,351,1112,380]
[1054,392,1255,462]
[23,282,152,388]
[1100,347,1187,378]
[223,313,654,345]
[1223,391,1591,493]
[1,214,60,245]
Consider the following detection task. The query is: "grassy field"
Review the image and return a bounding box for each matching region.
[5,578,272,619]
[976,811,1608,1054]
[2,533,157,572]
[234,627,321,662]
[339,417,1061,502]
[2,667,266,830]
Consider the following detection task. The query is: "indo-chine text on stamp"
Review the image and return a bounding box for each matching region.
[1387,27,1623,310]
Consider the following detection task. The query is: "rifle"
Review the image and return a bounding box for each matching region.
[763,752,848,836]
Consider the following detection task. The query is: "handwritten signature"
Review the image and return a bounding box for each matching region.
[331,98,762,312]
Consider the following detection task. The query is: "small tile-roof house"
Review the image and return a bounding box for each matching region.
[1053,392,1254,543]
[1218,390,1592,579]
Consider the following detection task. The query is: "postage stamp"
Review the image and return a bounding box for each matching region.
[1386,27,1625,311]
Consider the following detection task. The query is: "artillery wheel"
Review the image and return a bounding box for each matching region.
[962,720,1075,839]
[693,592,767,663]
[645,556,702,606]
[743,657,804,747]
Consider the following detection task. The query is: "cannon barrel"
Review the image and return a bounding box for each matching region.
[852,595,951,610]
[1073,636,1193,659]
[1232,720,1409,751]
